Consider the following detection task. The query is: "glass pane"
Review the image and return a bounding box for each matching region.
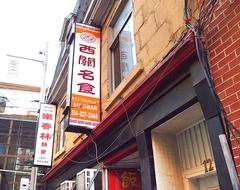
[112,42,121,88]
[119,15,136,80]
[0,135,8,144]
[60,120,65,149]
[0,119,39,190]
[0,119,11,132]
[56,120,65,152]
[6,158,16,170]
[113,0,132,38]
[0,144,6,154]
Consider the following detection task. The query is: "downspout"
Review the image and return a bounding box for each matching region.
[184,0,240,188]
[193,28,240,190]
[184,0,231,149]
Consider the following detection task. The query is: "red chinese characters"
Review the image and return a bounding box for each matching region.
[41,122,52,130]
[40,133,52,141]
[78,55,95,68]
[41,142,47,147]
[78,70,94,80]
[77,83,95,95]
[42,113,53,120]
[79,44,95,54]
[34,104,56,166]
[40,112,53,156]
[68,24,100,128]
[77,43,97,95]
[40,149,47,155]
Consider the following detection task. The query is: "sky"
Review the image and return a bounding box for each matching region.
[0,0,77,86]
[0,0,77,115]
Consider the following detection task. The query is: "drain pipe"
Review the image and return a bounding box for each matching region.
[193,30,240,190]
[183,0,240,188]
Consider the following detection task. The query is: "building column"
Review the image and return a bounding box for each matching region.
[190,62,239,190]
[136,131,156,190]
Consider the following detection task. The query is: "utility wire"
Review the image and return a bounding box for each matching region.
[62,0,228,167]
[185,0,240,150]
[65,30,188,165]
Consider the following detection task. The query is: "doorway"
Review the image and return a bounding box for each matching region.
[152,103,220,190]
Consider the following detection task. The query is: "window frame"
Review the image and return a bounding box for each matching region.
[55,98,66,153]
[109,0,135,92]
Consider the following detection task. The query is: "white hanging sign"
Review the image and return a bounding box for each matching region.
[67,23,101,132]
[34,104,56,166]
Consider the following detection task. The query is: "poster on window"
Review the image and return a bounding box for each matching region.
[65,23,100,132]
[108,169,142,190]
[119,31,134,78]
[34,104,56,166]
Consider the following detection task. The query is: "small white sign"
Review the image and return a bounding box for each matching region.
[34,104,56,166]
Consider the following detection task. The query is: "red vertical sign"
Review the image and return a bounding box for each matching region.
[108,169,142,190]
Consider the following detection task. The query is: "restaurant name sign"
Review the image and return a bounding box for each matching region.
[34,104,56,166]
[65,23,101,133]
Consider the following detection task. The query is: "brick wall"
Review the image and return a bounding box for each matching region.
[205,0,240,175]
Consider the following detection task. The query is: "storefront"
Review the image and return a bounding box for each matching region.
[43,32,238,190]
[152,103,219,190]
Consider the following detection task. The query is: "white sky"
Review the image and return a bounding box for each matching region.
[0,0,77,86]
[0,0,77,115]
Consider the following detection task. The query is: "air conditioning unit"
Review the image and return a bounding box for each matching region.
[76,169,102,190]
[60,180,75,190]
[19,178,29,190]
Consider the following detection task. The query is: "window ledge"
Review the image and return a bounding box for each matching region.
[54,147,66,161]
[73,134,86,144]
[105,65,143,111]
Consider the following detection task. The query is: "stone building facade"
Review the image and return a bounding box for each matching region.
[43,0,240,189]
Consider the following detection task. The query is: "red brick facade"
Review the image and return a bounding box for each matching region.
[206,0,240,175]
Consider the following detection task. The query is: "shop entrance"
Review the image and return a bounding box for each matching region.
[152,103,220,190]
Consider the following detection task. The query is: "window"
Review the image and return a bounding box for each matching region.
[110,0,136,90]
[55,99,66,153]
[56,119,65,153]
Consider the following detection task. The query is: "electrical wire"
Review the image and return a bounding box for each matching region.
[198,0,218,33]
[185,0,240,153]
[64,30,189,165]
[68,0,240,168]
[60,0,233,168]
[120,99,136,137]
[89,134,100,165]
